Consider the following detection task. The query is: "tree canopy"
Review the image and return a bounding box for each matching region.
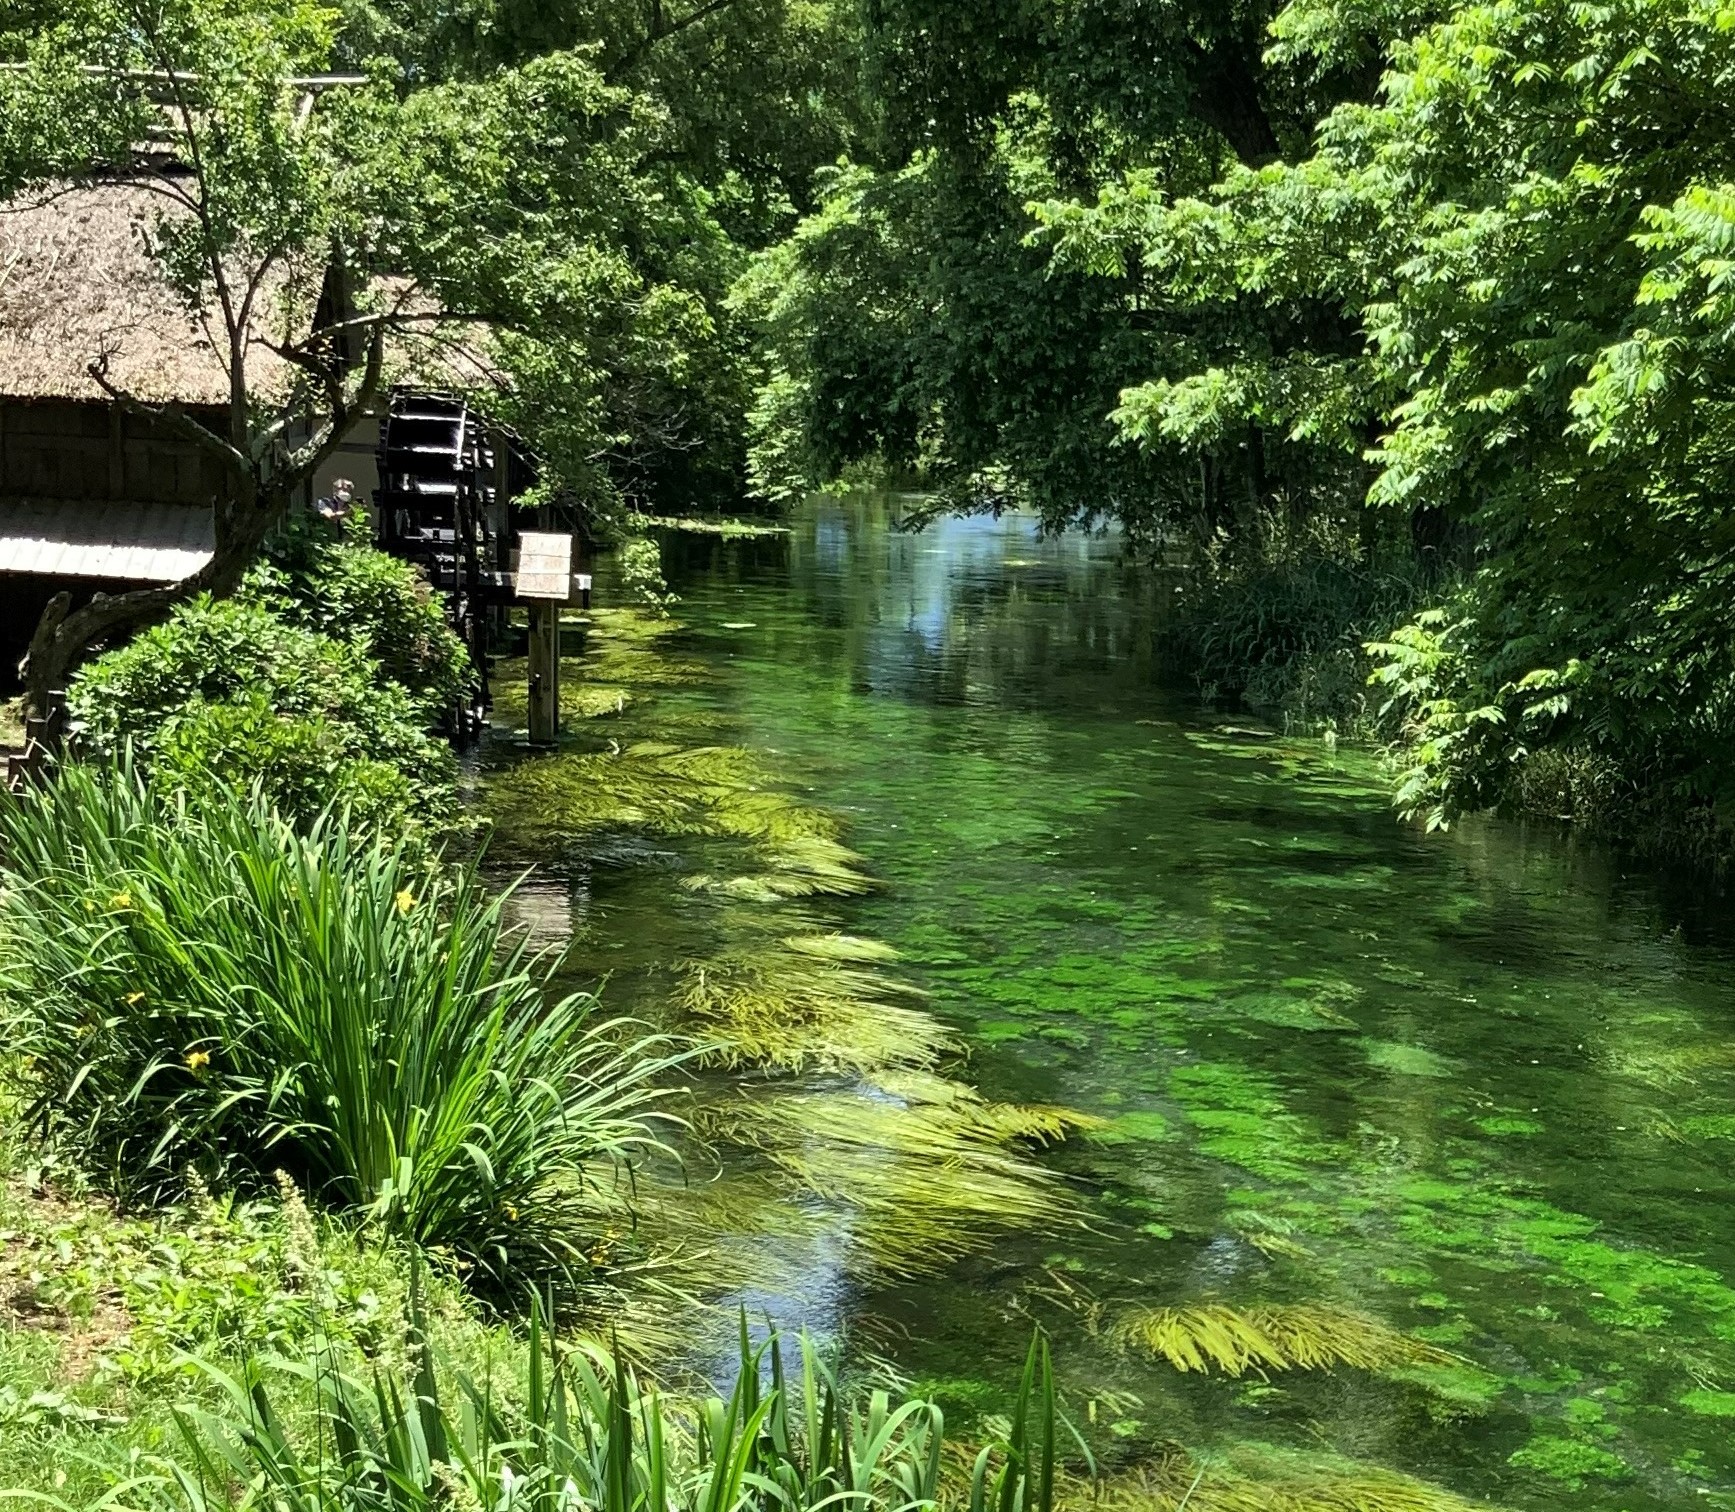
[0,0,857,697]
[741,0,1735,854]
[11,0,1735,847]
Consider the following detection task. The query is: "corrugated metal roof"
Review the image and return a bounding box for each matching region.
[0,498,214,582]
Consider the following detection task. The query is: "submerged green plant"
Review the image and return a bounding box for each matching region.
[718,1078,1078,1277]
[679,937,950,1073]
[0,760,682,1289]
[1110,1305,1454,1378]
[1099,1444,1496,1512]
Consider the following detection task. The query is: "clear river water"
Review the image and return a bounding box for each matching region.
[479,495,1735,1512]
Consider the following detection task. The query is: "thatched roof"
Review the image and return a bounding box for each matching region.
[0,182,306,406]
[0,183,504,410]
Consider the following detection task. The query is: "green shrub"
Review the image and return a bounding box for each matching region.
[68,593,458,833]
[1162,554,1427,732]
[248,513,475,720]
[0,761,680,1291]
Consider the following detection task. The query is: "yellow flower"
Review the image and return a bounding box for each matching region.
[107,890,133,911]
[394,888,417,916]
[184,1049,211,1073]
[123,991,145,1007]
[504,1202,519,1222]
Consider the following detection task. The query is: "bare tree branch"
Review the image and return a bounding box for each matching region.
[85,351,249,479]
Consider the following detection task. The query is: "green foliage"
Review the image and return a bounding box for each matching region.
[250,514,475,719]
[150,1309,1063,1512]
[0,761,680,1290]
[733,0,1735,846]
[1164,552,1427,728]
[68,590,458,834]
[1089,0,1735,845]
[0,0,821,541]
[735,148,1193,525]
[0,1170,397,1389]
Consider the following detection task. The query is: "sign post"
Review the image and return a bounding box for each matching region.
[516,532,575,746]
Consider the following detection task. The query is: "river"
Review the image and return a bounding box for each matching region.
[480,494,1735,1512]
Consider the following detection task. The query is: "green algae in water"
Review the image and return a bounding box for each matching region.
[483,499,1735,1511]
[1362,1040,1460,1078]
[478,596,1077,1317]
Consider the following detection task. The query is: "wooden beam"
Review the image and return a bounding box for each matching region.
[526,602,560,745]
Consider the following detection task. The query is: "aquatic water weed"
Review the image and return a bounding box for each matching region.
[1098,1444,1496,1512]
[679,937,951,1073]
[711,1081,1080,1277]
[1110,1305,1455,1378]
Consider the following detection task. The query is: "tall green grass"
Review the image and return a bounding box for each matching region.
[153,1301,1068,1512]
[0,760,681,1289]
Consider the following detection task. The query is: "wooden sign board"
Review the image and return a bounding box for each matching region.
[515,532,574,601]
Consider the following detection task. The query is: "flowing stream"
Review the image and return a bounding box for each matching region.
[480,495,1735,1512]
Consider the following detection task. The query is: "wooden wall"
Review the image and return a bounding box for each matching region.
[0,398,229,505]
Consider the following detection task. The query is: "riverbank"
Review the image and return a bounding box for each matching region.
[9,496,1735,1511]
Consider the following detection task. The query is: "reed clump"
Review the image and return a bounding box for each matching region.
[1111,1304,1455,1378]
[155,1304,1069,1512]
[0,760,682,1292]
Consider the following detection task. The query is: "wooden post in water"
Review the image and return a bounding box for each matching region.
[516,531,575,746]
[526,602,560,744]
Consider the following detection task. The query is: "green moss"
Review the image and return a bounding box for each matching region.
[1507,1435,1630,1487]
[1680,1389,1735,1417]
[1678,1114,1735,1140]
[1386,1360,1506,1420]
[1089,1112,1174,1145]
[1472,1115,1544,1136]
[1172,1063,1334,1179]
[1360,1040,1457,1078]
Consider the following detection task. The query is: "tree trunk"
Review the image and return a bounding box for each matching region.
[22,486,286,716]
[1185,42,1283,167]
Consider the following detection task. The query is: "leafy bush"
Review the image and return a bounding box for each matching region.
[1162,554,1427,732]
[0,761,680,1290]
[248,513,475,720]
[1367,599,1735,864]
[68,591,459,835]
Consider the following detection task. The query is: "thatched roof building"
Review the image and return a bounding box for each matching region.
[0,182,298,687]
[0,177,515,694]
[0,182,299,405]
